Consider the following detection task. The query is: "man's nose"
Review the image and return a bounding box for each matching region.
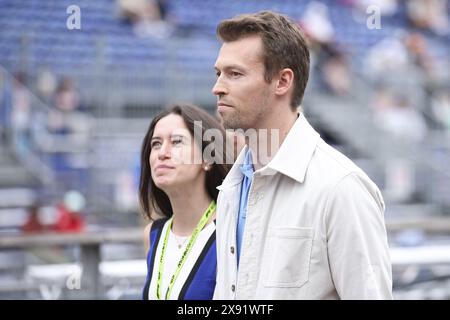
[212,77,228,97]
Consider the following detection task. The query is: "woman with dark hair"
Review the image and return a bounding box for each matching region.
[140,104,230,300]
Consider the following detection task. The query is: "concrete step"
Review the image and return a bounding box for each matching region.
[0,166,39,188]
[0,188,36,209]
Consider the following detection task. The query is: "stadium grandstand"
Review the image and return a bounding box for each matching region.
[0,0,449,299]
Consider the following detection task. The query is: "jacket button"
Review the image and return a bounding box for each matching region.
[230,246,235,254]
[231,285,235,292]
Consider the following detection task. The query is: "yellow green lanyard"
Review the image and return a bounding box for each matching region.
[156,200,216,300]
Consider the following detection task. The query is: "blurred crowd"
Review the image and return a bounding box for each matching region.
[298,0,450,141]
[116,0,174,38]
[0,0,449,229]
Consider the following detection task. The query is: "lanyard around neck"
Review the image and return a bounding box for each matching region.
[156,200,216,300]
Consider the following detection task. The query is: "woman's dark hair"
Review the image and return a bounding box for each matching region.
[139,104,231,220]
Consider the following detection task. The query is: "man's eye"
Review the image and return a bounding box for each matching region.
[230,71,242,77]
[215,71,221,77]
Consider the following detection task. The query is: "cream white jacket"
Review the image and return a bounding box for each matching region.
[213,113,393,300]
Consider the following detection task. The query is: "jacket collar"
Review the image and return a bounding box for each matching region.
[262,113,320,183]
[217,113,320,190]
[217,144,248,191]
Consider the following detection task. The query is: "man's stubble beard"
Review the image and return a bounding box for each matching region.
[222,93,271,131]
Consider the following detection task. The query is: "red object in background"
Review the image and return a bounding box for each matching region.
[21,211,46,233]
[53,203,85,233]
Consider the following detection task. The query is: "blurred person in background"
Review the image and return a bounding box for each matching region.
[212,11,392,299]
[21,202,46,234]
[406,0,450,36]
[44,77,91,177]
[431,89,450,132]
[10,72,31,154]
[0,70,9,138]
[365,32,409,77]
[403,32,437,79]
[299,2,352,96]
[53,190,86,233]
[47,77,86,140]
[21,191,86,234]
[35,67,57,105]
[365,31,436,77]
[320,48,352,96]
[139,104,230,300]
[300,1,335,45]
[117,0,173,39]
[372,88,428,142]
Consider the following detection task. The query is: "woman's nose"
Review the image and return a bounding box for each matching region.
[157,142,171,159]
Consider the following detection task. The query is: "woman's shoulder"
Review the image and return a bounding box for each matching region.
[143,221,153,253]
[143,221,153,237]
[143,217,169,252]
[151,217,169,231]
[143,218,167,235]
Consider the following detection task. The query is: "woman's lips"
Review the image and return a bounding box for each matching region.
[154,165,175,172]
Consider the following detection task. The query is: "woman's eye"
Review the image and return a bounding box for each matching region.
[151,141,161,148]
[172,138,183,145]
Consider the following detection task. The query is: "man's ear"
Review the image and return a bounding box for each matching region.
[274,68,294,97]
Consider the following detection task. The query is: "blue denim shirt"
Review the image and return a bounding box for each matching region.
[236,148,254,267]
